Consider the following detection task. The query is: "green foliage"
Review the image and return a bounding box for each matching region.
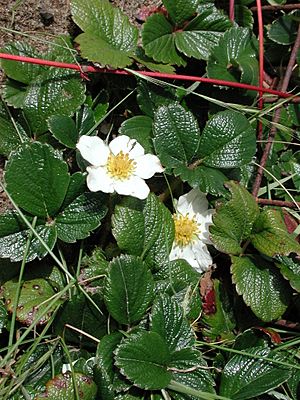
[207,27,258,87]
[0,38,85,134]
[71,0,138,68]
[0,2,300,399]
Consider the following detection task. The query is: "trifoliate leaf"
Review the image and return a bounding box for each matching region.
[2,276,61,325]
[0,212,57,262]
[0,100,29,156]
[142,13,186,66]
[119,116,154,154]
[71,0,138,68]
[151,294,195,352]
[275,256,300,292]
[5,142,70,218]
[104,255,154,325]
[268,12,300,45]
[1,39,85,134]
[112,194,174,268]
[34,373,97,400]
[198,110,256,168]
[210,181,260,255]
[234,5,254,28]
[231,255,292,321]
[142,5,231,64]
[153,103,201,168]
[207,27,258,88]
[56,193,107,243]
[250,208,300,257]
[115,331,172,390]
[220,347,292,399]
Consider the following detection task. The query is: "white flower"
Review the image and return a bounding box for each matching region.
[76,135,164,199]
[169,188,214,273]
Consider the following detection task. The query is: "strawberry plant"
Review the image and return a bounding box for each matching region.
[0,0,300,399]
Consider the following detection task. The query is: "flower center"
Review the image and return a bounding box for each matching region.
[173,214,199,247]
[106,151,136,180]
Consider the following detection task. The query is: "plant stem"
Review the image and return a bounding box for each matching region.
[251,4,300,11]
[252,23,300,197]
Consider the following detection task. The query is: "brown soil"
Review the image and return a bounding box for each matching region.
[0,0,160,213]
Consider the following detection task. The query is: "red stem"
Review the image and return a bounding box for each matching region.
[229,0,235,21]
[256,198,300,209]
[252,24,300,198]
[0,52,296,99]
[256,0,264,141]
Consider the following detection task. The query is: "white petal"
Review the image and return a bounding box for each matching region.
[86,166,114,193]
[169,241,212,273]
[113,175,150,199]
[77,135,109,166]
[134,154,164,179]
[196,209,214,244]
[109,135,144,158]
[177,188,209,215]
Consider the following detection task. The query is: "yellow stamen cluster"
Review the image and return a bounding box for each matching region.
[107,151,136,180]
[173,214,199,247]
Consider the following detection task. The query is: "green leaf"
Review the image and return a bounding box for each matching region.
[119,116,154,154]
[250,209,300,257]
[133,47,175,74]
[210,181,260,255]
[104,255,154,325]
[5,142,70,218]
[142,5,231,64]
[154,259,200,294]
[220,347,292,399]
[268,12,300,45]
[34,373,97,400]
[115,331,172,390]
[151,294,195,352]
[54,293,108,346]
[71,0,138,68]
[169,348,215,396]
[2,276,61,325]
[0,212,57,262]
[275,256,300,292]
[153,103,201,168]
[56,193,107,243]
[0,42,42,84]
[142,13,186,66]
[198,110,256,168]
[207,27,258,87]
[163,0,200,26]
[137,81,177,118]
[175,164,228,196]
[231,255,292,321]
[94,332,123,400]
[202,279,236,341]
[234,5,254,28]
[112,194,174,268]
[48,115,78,148]
[1,39,85,134]
[0,100,29,156]
[175,5,232,61]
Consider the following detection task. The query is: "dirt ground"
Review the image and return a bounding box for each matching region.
[0,0,160,213]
